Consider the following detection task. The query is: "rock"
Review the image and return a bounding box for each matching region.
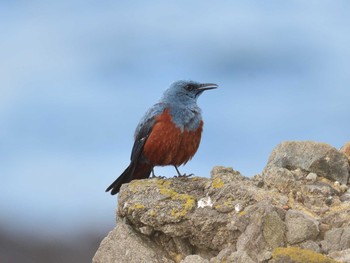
[270,247,338,263]
[181,255,209,263]
[94,141,350,263]
[209,246,235,263]
[226,250,256,263]
[285,210,319,244]
[340,141,350,161]
[92,222,173,263]
[340,192,350,202]
[265,141,350,184]
[328,248,350,263]
[235,202,285,262]
[263,167,296,193]
[306,172,318,182]
[340,184,348,193]
[321,227,350,253]
[263,210,286,248]
[321,205,350,228]
[298,240,321,253]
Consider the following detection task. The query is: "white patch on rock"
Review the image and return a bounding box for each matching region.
[123,202,129,209]
[197,195,213,208]
[235,203,242,213]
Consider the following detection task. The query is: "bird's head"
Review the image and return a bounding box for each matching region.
[161,80,217,105]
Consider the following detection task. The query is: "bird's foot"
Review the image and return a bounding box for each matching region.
[152,175,166,179]
[175,173,194,178]
[150,169,165,179]
[173,166,193,178]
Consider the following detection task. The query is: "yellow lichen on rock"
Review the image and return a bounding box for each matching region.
[128,178,158,193]
[190,177,201,181]
[169,252,184,263]
[239,211,247,216]
[125,178,197,220]
[159,187,195,219]
[128,178,171,193]
[127,203,145,214]
[148,209,157,217]
[214,198,236,212]
[156,179,171,188]
[212,177,224,188]
[272,247,339,263]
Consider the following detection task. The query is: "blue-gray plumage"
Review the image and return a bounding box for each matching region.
[106,80,217,195]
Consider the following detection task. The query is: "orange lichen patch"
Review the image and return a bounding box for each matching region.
[143,109,203,166]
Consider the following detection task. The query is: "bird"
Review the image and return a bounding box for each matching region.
[106,80,217,195]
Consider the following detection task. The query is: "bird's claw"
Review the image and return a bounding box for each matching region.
[153,175,166,179]
[150,173,165,179]
[175,173,193,178]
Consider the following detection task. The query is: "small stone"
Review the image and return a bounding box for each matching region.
[319,223,332,239]
[282,205,290,210]
[251,174,264,187]
[340,193,350,202]
[256,180,264,187]
[306,172,318,182]
[139,225,154,236]
[181,255,209,263]
[334,181,340,187]
[340,184,348,193]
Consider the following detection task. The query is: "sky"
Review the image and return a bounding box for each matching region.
[1,1,350,240]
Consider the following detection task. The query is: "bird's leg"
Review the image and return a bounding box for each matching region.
[174,165,182,177]
[150,168,156,178]
[150,168,165,179]
[174,165,193,178]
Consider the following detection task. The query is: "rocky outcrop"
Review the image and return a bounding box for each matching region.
[94,141,350,263]
[265,141,349,184]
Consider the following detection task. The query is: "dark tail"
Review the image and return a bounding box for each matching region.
[106,162,153,195]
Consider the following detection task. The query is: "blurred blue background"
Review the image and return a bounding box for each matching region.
[1,1,349,261]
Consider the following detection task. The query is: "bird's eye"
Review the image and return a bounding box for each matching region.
[185,84,195,91]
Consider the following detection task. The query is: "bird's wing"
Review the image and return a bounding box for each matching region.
[130,103,166,163]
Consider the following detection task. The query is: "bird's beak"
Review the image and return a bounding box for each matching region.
[197,83,218,91]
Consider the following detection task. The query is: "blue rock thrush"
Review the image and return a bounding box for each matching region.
[106,80,217,195]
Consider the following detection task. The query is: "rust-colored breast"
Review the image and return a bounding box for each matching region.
[173,121,203,165]
[143,109,203,166]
